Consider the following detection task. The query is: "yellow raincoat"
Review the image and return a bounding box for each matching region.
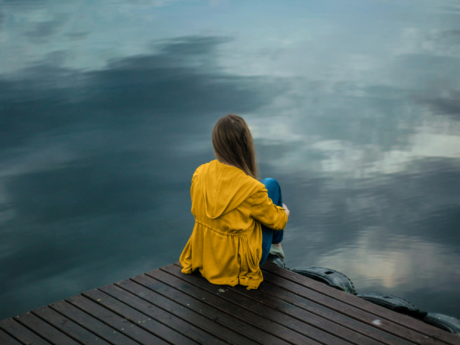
[179,159,288,290]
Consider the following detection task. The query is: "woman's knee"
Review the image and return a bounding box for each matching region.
[261,178,282,204]
[261,177,280,190]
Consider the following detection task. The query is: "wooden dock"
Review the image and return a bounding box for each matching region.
[1,262,459,345]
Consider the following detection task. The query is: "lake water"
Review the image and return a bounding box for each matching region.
[1,0,459,320]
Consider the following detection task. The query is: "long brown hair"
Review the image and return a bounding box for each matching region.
[212,114,259,180]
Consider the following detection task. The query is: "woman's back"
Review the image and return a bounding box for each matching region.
[179,159,287,290]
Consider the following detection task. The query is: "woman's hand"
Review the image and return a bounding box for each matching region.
[282,203,290,218]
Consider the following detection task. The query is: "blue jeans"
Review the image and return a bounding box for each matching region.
[259,178,284,266]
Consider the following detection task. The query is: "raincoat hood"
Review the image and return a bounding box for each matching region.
[199,159,263,219]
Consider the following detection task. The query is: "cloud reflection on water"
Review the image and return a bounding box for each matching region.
[316,228,460,316]
[0,35,284,318]
[0,0,459,320]
[316,228,460,291]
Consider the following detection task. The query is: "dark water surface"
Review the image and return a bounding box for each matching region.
[1,0,460,320]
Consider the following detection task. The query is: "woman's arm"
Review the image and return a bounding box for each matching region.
[248,189,288,230]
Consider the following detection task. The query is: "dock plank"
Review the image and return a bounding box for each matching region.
[131,272,290,345]
[84,286,200,345]
[51,300,140,345]
[110,277,257,345]
[0,318,51,345]
[152,267,321,345]
[14,312,80,345]
[235,280,413,345]
[262,262,460,345]
[261,266,447,345]
[0,329,22,345]
[67,294,170,345]
[32,305,111,345]
[162,264,352,345]
[2,262,458,345]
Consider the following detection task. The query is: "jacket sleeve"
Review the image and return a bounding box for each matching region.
[248,189,288,230]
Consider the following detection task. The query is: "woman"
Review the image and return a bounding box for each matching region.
[179,114,290,290]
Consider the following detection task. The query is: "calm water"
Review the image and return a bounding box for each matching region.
[1,0,460,320]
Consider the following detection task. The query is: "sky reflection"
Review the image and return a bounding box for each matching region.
[1,0,459,319]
